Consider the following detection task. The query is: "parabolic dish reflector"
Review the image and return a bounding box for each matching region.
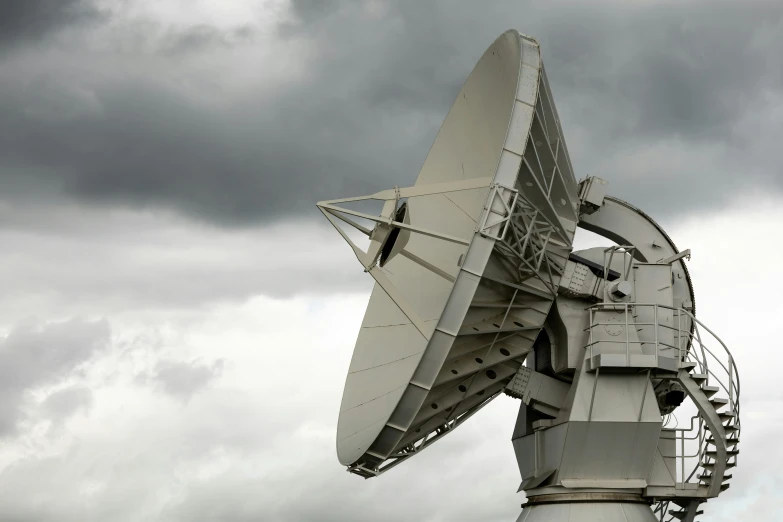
[318,30,581,476]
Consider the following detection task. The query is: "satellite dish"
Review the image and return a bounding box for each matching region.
[318,30,579,473]
[318,30,740,522]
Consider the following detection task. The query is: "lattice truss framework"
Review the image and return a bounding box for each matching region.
[483,184,571,298]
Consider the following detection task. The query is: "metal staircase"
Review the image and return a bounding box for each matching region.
[650,309,740,522]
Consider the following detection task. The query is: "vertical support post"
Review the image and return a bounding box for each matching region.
[654,304,659,363]
[681,431,685,485]
[533,429,539,478]
[589,307,594,360]
[638,369,651,421]
[625,302,630,366]
[602,248,615,302]
[588,368,600,421]
[677,308,682,361]
[697,417,705,463]
[728,356,734,406]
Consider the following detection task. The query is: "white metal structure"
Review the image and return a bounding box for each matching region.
[317,30,739,522]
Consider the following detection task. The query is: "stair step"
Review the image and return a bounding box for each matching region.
[701,462,735,471]
[690,373,708,383]
[699,462,737,471]
[719,411,737,423]
[706,461,739,470]
[722,483,731,491]
[671,509,704,520]
[710,397,729,409]
[724,425,739,434]
[680,360,698,371]
[701,385,720,398]
[707,436,739,446]
[699,473,732,483]
[705,449,740,458]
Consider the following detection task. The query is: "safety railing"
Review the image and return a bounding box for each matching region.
[650,308,740,522]
[585,303,690,369]
[584,303,739,425]
[681,309,740,421]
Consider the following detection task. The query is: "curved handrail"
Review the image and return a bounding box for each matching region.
[678,308,740,403]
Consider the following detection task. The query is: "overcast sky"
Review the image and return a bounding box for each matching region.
[0,0,781,521]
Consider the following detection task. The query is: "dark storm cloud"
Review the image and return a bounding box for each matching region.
[0,0,102,47]
[0,0,781,226]
[159,24,256,56]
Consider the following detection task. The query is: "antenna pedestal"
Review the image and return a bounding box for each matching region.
[519,492,656,521]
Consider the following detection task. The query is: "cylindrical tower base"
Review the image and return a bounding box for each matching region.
[518,493,656,522]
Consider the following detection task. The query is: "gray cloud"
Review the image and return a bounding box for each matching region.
[0,209,777,522]
[41,384,93,420]
[0,201,370,323]
[148,358,224,400]
[0,0,780,228]
[159,24,256,56]
[0,0,102,48]
[0,318,109,434]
